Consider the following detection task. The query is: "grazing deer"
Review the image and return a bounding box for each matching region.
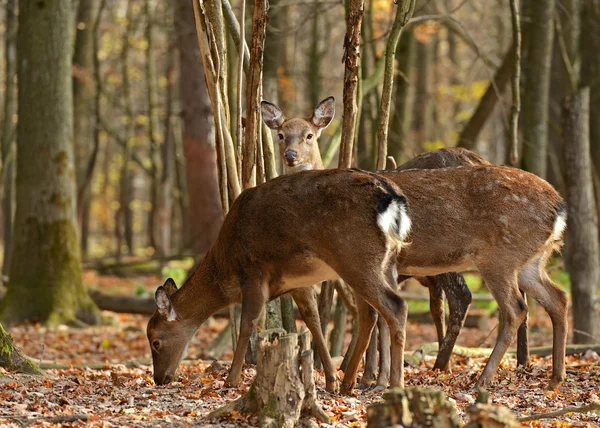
[261,98,488,380]
[375,165,567,389]
[147,168,413,393]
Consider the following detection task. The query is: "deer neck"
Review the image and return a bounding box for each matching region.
[170,250,235,327]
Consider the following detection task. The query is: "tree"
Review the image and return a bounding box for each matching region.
[563,88,600,344]
[1,0,17,281]
[72,0,102,257]
[581,0,600,174]
[0,0,99,326]
[520,0,556,178]
[175,0,222,254]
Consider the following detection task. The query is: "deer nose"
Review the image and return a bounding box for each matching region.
[284,150,297,163]
[154,373,174,385]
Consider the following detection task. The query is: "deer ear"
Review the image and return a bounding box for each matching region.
[311,96,335,129]
[155,286,176,321]
[261,100,285,129]
[163,278,178,296]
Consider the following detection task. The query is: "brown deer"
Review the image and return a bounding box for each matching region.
[147,168,413,393]
[376,165,567,389]
[261,98,488,380]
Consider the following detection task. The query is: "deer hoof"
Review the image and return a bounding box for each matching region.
[325,377,340,394]
[224,376,241,388]
[340,381,355,396]
[546,377,563,391]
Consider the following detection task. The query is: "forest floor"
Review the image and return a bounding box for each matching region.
[0,271,599,427]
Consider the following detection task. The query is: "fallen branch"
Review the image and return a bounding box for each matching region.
[519,401,600,422]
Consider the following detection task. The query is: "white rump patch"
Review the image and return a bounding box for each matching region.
[378,200,411,243]
[552,211,567,241]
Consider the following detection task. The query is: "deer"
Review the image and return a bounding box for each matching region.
[261,98,491,383]
[147,168,413,394]
[263,99,565,391]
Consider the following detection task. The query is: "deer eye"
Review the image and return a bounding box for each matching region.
[152,340,161,350]
[277,133,284,140]
[307,134,313,140]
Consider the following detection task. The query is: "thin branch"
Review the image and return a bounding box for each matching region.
[407,14,499,69]
[509,0,521,166]
[519,401,600,422]
[375,0,416,170]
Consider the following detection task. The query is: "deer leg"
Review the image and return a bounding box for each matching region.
[225,282,267,388]
[476,269,527,388]
[417,276,446,347]
[289,287,339,394]
[433,273,471,372]
[340,296,378,395]
[516,290,530,366]
[376,316,391,388]
[518,258,568,389]
[359,323,378,388]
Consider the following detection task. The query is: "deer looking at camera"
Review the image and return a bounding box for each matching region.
[263,100,566,391]
[147,168,413,393]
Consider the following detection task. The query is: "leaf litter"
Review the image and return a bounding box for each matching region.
[1,274,599,427]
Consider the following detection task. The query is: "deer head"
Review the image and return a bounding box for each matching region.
[146,278,195,385]
[261,96,335,173]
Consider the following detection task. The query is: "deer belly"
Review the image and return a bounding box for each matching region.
[277,259,339,294]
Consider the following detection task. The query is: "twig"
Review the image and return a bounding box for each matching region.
[509,0,521,166]
[1,414,90,424]
[519,401,600,422]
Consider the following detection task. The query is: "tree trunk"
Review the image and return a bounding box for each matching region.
[1,0,17,281]
[73,0,102,254]
[145,0,161,250]
[389,29,416,165]
[413,35,435,147]
[176,0,222,254]
[563,87,600,344]
[0,323,41,374]
[581,1,600,176]
[116,1,136,257]
[158,15,176,257]
[520,0,555,178]
[329,293,347,357]
[339,0,365,169]
[0,0,99,326]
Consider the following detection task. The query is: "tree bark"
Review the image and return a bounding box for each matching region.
[389,29,416,165]
[520,0,556,178]
[0,0,99,326]
[73,0,101,204]
[563,87,600,344]
[158,13,176,257]
[1,0,17,281]
[339,0,365,169]
[0,323,41,374]
[116,1,136,256]
[176,0,223,254]
[581,1,600,176]
[375,0,416,170]
[145,0,161,250]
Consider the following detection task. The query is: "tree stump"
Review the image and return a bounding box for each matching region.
[366,387,460,427]
[464,389,520,428]
[207,328,329,427]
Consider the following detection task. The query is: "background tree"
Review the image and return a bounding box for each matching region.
[0,0,99,326]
